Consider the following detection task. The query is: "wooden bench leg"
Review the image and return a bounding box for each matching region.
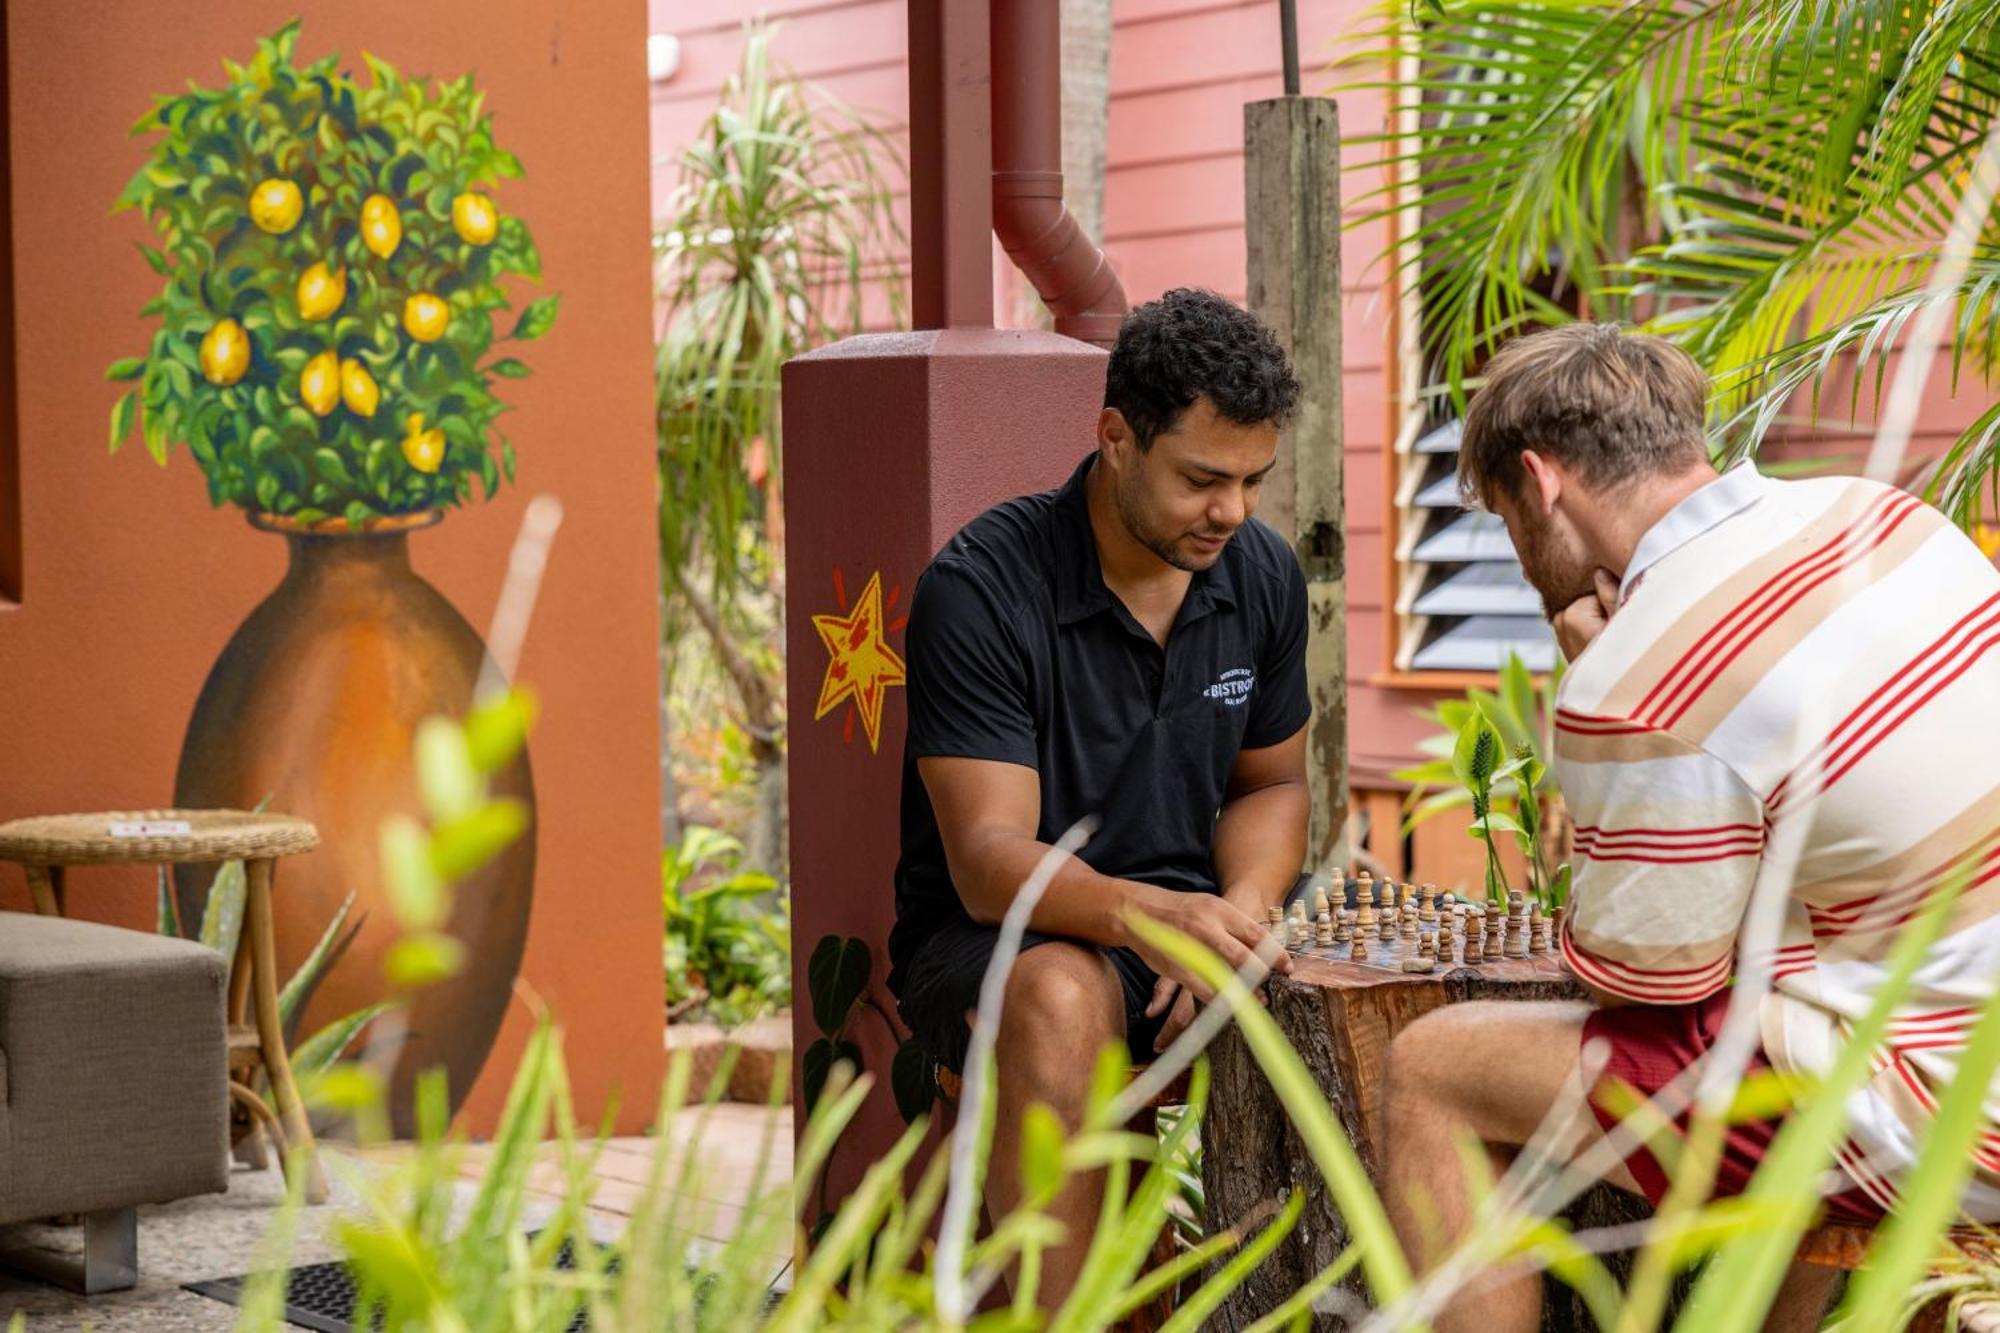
[246,857,327,1204]
[24,865,60,917]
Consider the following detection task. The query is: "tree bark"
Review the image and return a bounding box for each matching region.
[1203,958,1676,1330]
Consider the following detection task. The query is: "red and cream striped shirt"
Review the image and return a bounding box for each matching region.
[1555,461,2000,1215]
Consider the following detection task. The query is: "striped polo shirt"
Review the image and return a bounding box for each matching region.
[1555,460,2000,1215]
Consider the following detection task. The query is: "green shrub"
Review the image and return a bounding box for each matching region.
[663,825,791,1027]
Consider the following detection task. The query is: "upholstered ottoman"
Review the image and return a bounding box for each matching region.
[0,911,229,1291]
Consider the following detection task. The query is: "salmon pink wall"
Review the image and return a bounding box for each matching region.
[1,1,664,1135]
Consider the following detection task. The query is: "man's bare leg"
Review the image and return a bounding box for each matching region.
[1384,1001,1839,1333]
[1383,1001,1637,1333]
[979,941,1128,1310]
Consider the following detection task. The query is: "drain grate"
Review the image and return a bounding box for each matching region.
[184,1240,594,1332]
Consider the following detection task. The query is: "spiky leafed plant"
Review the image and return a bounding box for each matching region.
[1345,0,2000,526]
[654,23,905,873]
[655,24,905,611]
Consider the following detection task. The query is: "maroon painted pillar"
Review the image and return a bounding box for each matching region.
[782,0,1110,1197]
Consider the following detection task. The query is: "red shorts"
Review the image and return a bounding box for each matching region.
[1583,989,1884,1224]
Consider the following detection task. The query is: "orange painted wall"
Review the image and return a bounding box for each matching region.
[0,1,664,1134]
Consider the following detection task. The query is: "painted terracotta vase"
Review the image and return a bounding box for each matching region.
[173,510,535,1134]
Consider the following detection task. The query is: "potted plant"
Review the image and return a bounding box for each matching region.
[107,21,557,1130]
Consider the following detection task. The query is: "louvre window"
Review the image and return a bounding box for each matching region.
[1392,417,1557,673]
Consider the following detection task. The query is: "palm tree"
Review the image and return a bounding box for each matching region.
[1348,0,2000,527]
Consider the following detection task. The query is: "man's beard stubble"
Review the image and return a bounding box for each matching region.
[1114,470,1222,572]
[1514,506,1596,621]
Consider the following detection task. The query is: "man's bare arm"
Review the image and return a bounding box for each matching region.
[1213,725,1310,918]
[919,755,1290,1000]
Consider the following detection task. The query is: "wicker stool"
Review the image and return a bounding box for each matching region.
[0,809,326,1203]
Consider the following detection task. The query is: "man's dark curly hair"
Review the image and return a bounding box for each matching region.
[1104,288,1301,449]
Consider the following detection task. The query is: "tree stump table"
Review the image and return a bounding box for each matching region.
[0,808,327,1204]
[1202,942,1666,1330]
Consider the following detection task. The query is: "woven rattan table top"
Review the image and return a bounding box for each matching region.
[0,809,319,866]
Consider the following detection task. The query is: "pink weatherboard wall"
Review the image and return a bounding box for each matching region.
[1,1,664,1135]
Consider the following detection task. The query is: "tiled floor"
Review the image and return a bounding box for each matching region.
[0,1103,795,1330]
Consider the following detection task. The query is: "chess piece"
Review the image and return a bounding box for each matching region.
[1508,908,1531,958]
[1419,882,1438,924]
[1313,881,1331,921]
[1336,909,1354,944]
[1466,910,1486,964]
[1418,929,1436,961]
[1551,904,1567,946]
[1351,932,1369,962]
[1401,905,1419,939]
[1378,883,1396,940]
[1401,955,1435,973]
[1355,879,1376,932]
[1317,910,1335,947]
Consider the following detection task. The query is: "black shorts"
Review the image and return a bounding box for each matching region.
[893,875,1324,1075]
[893,921,1172,1076]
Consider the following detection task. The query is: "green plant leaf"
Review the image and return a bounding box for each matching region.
[428,800,530,881]
[200,858,247,962]
[290,1001,393,1080]
[801,1035,860,1113]
[508,294,559,341]
[385,930,464,989]
[486,357,531,378]
[278,892,361,1029]
[464,687,537,773]
[413,715,480,822]
[156,866,179,938]
[109,391,138,454]
[807,933,870,1036]
[106,357,146,382]
[379,814,445,930]
[1019,1100,1066,1203]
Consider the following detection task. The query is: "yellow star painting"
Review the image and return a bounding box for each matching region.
[811,570,908,753]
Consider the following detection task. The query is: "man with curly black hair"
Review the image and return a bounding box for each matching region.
[888,288,1311,1302]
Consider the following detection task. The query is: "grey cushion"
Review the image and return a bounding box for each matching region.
[0,912,229,1223]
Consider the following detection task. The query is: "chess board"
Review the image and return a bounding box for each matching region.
[1273,873,1560,976]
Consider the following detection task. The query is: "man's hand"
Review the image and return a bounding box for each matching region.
[1553,568,1621,660]
[1125,888,1290,1005]
[1147,979,1198,1052]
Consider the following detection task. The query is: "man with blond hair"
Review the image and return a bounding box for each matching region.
[1382,323,2000,1332]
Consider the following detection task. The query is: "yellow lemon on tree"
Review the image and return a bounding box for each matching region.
[249,178,303,234]
[402,412,446,473]
[452,192,498,246]
[300,351,342,417]
[403,292,449,342]
[199,318,250,385]
[297,262,347,322]
[340,359,380,417]
[360,193,402,259]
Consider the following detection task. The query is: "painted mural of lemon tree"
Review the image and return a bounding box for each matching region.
[107,21,558,526]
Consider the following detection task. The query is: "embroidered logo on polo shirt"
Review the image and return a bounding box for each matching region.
[1203,667,1255,706]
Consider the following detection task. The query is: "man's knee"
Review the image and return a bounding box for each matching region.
[999,942,1123,1052]
[1386,1003,1479,1117]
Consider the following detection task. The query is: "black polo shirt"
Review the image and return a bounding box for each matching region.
[887,452,1311,987]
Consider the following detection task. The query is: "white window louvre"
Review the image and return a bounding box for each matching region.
[1392,410,1557,672]
[1410,562,1542,617]
[1411,615,1560,672]
[1410,511,1518,563]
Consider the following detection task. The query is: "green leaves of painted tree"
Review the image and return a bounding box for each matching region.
[107,21,556,526]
